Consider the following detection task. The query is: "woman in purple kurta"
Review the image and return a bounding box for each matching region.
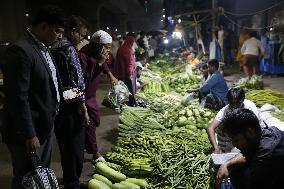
[78,30,117,161]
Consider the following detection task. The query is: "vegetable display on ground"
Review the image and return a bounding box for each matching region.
[246,89,284,109]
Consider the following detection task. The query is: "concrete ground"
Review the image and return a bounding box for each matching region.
[0,67,283,188]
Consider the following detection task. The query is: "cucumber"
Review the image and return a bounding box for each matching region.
[95,162,127,182]
[88,179,111,189]
[112,183,132,189]
[120,181,140,189]
[93,174,113,188]
[125,178,148,187]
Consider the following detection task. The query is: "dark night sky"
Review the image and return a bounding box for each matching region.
[1,0,284,42]
[22,0,284,32]
[25,0,165,33]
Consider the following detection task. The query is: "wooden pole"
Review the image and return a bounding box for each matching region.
[174,9,213,18]
[193,15,199,53]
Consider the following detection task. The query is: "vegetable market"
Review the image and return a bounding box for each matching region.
[92,56,284,189]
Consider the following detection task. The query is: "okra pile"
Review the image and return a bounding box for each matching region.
[272,111,284,122]
[105,105,215,189]
[148,129,213,189]
[246,89,284,109]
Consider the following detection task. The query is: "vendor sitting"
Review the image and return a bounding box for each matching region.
[199,59,228,110]
[216,109,284,189]
[180,46,194,59]
[207,87,261,153]
[200,64,210,85]
[187,64,210,94]
[196,53,209,70]
[187,51,200,65]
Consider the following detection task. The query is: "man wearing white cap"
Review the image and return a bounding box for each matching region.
[78,30,118,163]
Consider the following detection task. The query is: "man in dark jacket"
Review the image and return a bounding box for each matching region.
[2,6,64,189]
[217,109,284,189]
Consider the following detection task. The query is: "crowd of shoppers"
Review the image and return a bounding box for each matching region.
[1,4,161,188]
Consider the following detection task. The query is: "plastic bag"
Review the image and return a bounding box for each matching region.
[102,81,130,112]
[260,103,279,112]
[260,111,284,131]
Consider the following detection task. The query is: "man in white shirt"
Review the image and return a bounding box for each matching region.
[207,87,262,153]
[241,31,265,77]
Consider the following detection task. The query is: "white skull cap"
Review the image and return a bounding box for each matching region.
[91,30,112,44]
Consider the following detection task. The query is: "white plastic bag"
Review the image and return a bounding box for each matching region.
[260,111,284,131]
[260,103,279,112]
[102,81,130,112]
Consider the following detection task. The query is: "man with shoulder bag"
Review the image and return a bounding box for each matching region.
[2,5,65,189]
